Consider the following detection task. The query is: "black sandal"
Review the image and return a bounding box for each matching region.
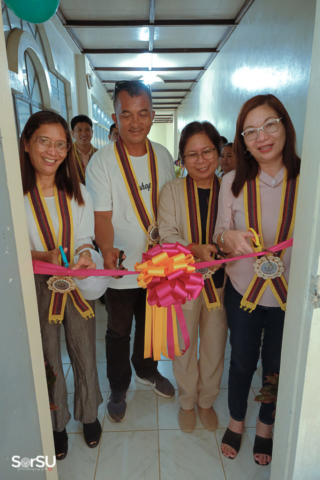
[83,418,102,448]
[53,429,68,461]
[221,428,242,459]
[253,435,273,465]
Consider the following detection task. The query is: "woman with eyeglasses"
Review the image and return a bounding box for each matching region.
[21,111,103,460]
[158,121,228,433]
[214,94,300,465]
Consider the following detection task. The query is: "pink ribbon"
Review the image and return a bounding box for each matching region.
[33,238,293,277]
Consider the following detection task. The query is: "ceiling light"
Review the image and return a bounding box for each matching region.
[140,73,164,86]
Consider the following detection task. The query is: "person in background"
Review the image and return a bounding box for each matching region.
[220,135,228,149]
[108,123,119,142]
[86,80,176,424]
[219,142,236,177]
[21,111,103,460]
[71,115,98,184]
[214,94,300,466]
[158,121,228,433]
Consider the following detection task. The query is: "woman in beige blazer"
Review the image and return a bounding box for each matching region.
[158,121,228,433]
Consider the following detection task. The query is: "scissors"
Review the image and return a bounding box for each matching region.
[117,250,125,279]
[248,228,275,267]
[212,242,228,267]
[59,246,69,268]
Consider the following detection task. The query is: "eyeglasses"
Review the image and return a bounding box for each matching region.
[114,80,151,93]
[241,118,282,141]
[32,136,70,154]
[183,148,216,163]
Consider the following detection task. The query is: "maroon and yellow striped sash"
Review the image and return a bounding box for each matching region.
[241,171,299,311]
[74,143,98,185]
[184,174,221,310]
[115,136,159,250]
[28,183,94,323]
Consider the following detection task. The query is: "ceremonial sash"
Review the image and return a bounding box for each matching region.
[28,183,94,323]
[184,174,221,310]
[74,144,98,184]
[115,136,159,250]
[241,170,299,312]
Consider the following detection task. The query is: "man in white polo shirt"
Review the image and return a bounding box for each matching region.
[86,80,175,423]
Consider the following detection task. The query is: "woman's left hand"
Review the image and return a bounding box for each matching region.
[72,255,96,280]
[191,244,218,262]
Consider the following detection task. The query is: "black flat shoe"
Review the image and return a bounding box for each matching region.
[53,429,68,461]
[221,428,242,460]
[83,418,102,448]
[253,435,273,466]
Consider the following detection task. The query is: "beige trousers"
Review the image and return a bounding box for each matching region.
[173,288,228,410]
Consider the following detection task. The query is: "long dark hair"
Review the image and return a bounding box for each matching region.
[232,94,300,197]
[179,121,221,160]
[20,111,84,205]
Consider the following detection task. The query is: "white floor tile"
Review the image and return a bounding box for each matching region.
[159,429,225,480]
[94,299,108,322]
[95,431,159,480]
[224,339,231,360]
[66,366,74,394]
[216,428,271,480]
[96,320,107,340]
[252,360,263,388]
[157,360,178,389]
[213,389,259,429]
[63,363,70,379]
[56,433,99,480]
[220,360,230,388]
[97,362,109,392]
[158,394,204,430]
[66,392,107,434]
[60,341,70,363]
[96,339,106,363]
[103,390,157,431]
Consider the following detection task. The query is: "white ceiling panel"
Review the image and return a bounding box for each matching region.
[154,26,230,48]
[98,69,197,81]
[75,27,150,49]
[150,82,193,90]
[151,91,186,97]
[152,98,183,103]
[60,0,149,21]
[89,52,210,69]
[155,0,246,20]
[98,71,150,81]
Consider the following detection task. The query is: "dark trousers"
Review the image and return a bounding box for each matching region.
[225,278,285,425]
[105,287,158,392]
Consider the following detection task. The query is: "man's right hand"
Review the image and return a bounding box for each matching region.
[103,248,127,279]
[46,248,68,265]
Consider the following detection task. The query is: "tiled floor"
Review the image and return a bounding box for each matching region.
[58,300,271,480]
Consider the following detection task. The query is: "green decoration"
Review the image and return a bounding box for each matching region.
[5,0,60,25]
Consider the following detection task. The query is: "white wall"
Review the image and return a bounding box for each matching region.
[149,122,175,158]
[177,0,317,155]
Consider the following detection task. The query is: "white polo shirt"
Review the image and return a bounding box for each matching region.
[86,140,175,289]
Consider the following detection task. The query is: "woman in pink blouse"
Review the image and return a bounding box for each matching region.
[214,95,300,466]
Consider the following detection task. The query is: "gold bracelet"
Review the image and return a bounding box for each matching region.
[79,250,93,261]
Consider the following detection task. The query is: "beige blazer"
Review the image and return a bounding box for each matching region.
[158,178,191,247]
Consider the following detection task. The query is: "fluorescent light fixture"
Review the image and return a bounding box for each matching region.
[140,73,164,86]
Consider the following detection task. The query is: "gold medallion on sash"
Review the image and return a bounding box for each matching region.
[184,174,221,310]
[28,183,94,323]
[241,170,299,312]
[115,136,159,250]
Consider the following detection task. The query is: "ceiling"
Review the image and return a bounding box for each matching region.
[58,0,255,123]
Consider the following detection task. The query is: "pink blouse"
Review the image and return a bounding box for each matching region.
[213,166,293,307]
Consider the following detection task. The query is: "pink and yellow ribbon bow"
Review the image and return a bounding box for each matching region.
[135,243,204,360]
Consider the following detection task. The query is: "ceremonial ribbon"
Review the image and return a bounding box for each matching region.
[33,237,293,358]
[33,238,293,276]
